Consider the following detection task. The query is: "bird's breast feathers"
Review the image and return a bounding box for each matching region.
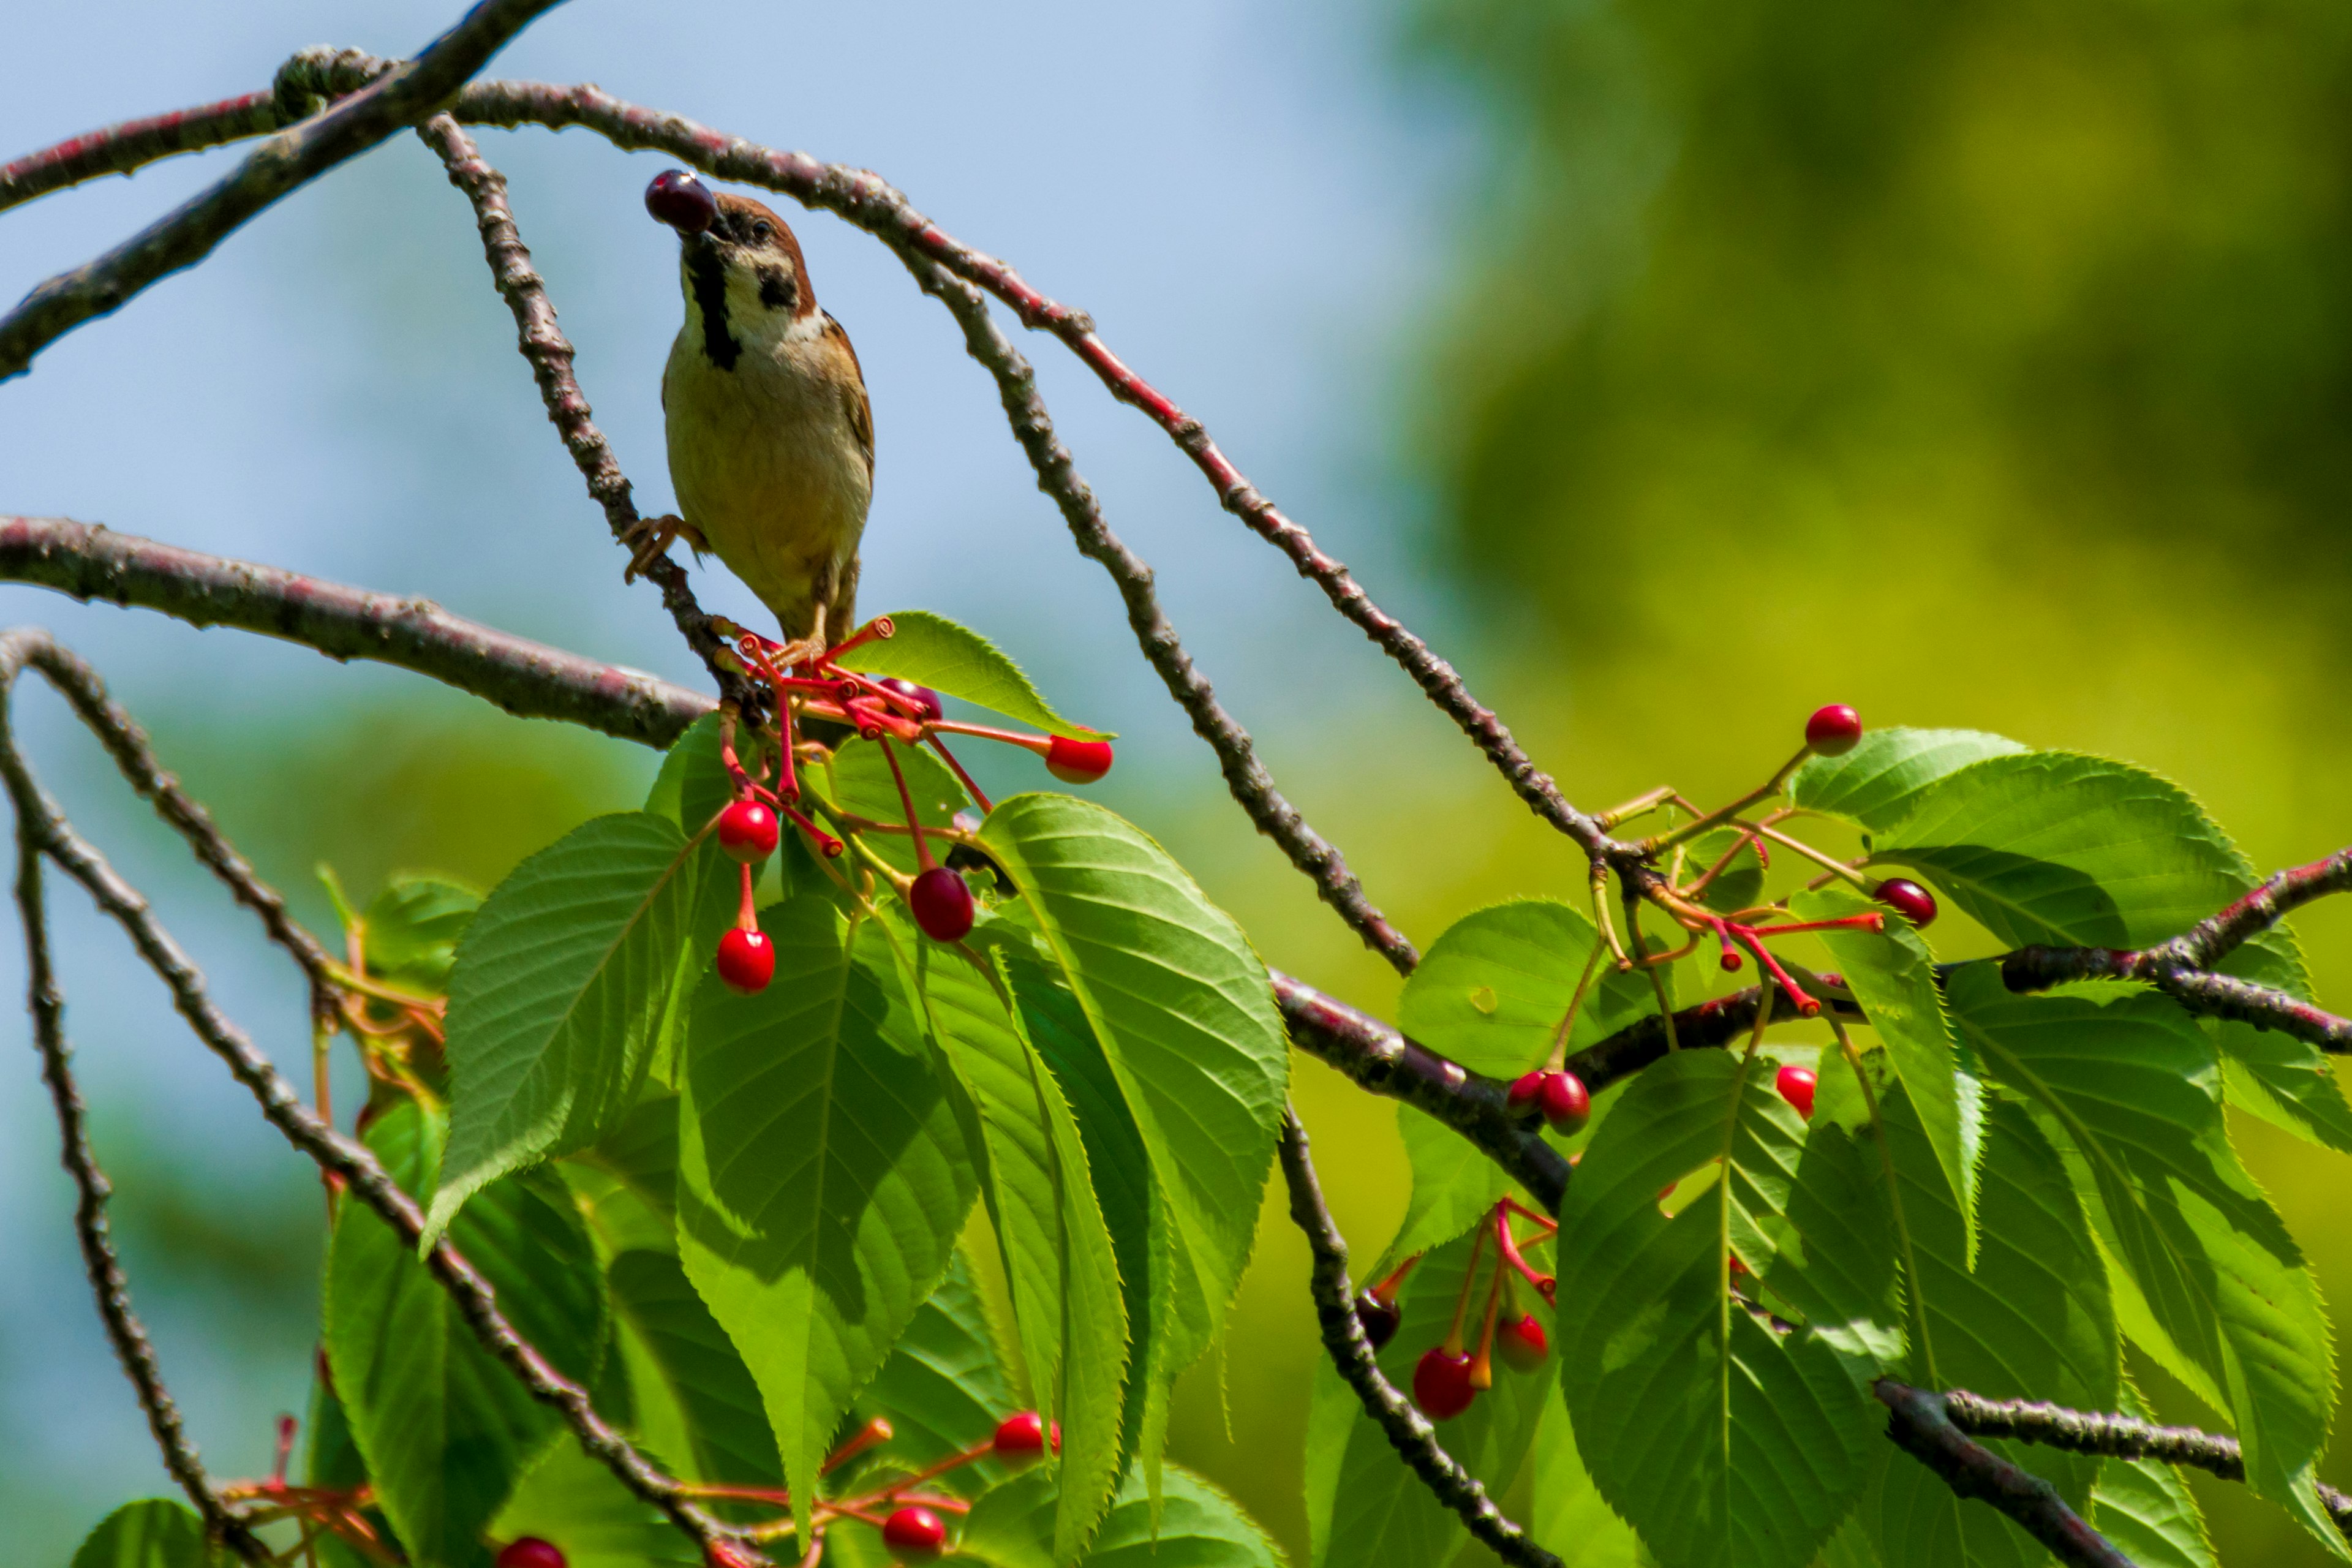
[663,306,873,630]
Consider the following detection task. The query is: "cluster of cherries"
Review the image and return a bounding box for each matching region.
[1352,1196,1558,1423]
[702,617,1115,997]
[496,1411,1060,1568]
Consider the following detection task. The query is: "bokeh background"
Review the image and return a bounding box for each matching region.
[6,1,2352,1562]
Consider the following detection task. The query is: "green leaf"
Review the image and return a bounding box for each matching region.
[897,928,1130,1555]
[854,610,1109,741]
[1556,1049,1875,1568]
[1683,827,1767,915]
[676,893,978,1541]
[2089,1383,2215,1568]
[1795,888,1979,1236]
[644,712,729,833]
[490,1437,703,1567]
[956,1461,1284,1568]
[564,1093,683,1261]
[301,1371,384,1568]
[849,1246,1027,1498]
[428,812,736,1243]
[1787,727,2026,833]
[819,737,970,875]
[69,1500,218,1567]
[1529,1384,1645,1567]
[1388,1104,1517,1266]
[1945,967,2335,1513]
[361,873,482,994]
[1303,1225,1553,1568]
[1862,1088,2115,1568]
[976,796,1289,1431]
[325,1100,606,1568]
[1763,1044,1902,1380]
[608,1247,780,1487]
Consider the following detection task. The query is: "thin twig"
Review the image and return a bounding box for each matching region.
[11,805,266,1562]
[0,90,285,211]
[411,115,753,708]
[1874,1382,2138,1568]
[0,631,764,1565]
[0,0,566,380]
[0,516,709,747]
[1277,1108,1561,1568]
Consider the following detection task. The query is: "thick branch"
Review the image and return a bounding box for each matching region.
[1278,1108,1561,1568]
[0,630,761,1564]
[0,0,565,380]
[899,254,1415,971]
[1561,978,1861,1096]
[0,516,709,747]
[412,116,751,708]
[1936,1388,2352,1534]
[12,817,265,1561]
[1874,1382,2138,1568]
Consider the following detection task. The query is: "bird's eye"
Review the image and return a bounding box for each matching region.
[750,221,774,244]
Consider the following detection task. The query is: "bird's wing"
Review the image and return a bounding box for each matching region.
[823,311,875,481]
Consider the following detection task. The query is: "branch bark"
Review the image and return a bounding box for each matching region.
[0,0,567,380]
[1874,1382,2139,1568]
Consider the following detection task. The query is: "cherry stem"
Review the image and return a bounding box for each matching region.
[1443,1218,1490,1355]
[1683,827,1764,899]
[1731,927,1821,1017]
[821,1417,894,1477]
[1594,784,1679,831]
[928,717,1053,756]
[831,1441,993,1512]
[1714,921,1746,970]
[1545,943,1607,1067]
[780,799,846,858]
[1499,1195,1559,1235]
[1469,1236,1508,1389]
[1370,1253,1420,1304]
[271,1414,295,1488]
[818,615,895,665]
[1741,913,1885,938]
[1589,862,1630,968]
[926,734,993,815]
[1493,1212,1558,1305]
[877,739,937,872]
[1643,746,1812,856]
[1739,820,1874,890]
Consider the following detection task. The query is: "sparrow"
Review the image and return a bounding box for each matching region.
[630,169,873,663]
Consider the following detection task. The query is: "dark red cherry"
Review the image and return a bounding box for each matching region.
[1045,736,1114,785]
[874,677,943,723]
[1876,876,1938,927]
[1506,1070,1546,1117]
[1538,1071,1591,1136]
[1354,1291,1401,1352]
[716,799,779,863]
[1776,1064,1817,1120]
[881,1504,948,1561]
[715,928,774,995]
[1804,704,1863,755]
[910,866,975,942]
[645,168,717,235]
[1412,1347,1477,1420]
[993,1410,1057,1468]
[1496,1313,1548,1374]
[496,1542,567,1568]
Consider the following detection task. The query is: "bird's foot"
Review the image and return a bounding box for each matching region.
[620,514,707,582]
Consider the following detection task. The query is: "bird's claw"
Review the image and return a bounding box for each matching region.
[620,514,705,582]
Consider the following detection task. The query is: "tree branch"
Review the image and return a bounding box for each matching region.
[0,0,567,381]
[0,90,285,211]
[0,516,709,746]
[1277,1107,1561,1568]
[412,115,753,709]
[12,810,266,1562]
[0,628,765,1565]
[1874,1382,2139,1568]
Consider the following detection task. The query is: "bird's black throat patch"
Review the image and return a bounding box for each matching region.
[758,265,798,312]
[687,249,740,371]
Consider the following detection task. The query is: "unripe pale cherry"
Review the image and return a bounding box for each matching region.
[1804,703,1863,755]
[1045,736,1114,785]
[715,928,775,995]
[644,169,717,235]
[1354,1291,1402,1352]
[993,1410,1059,1468]
[1412,1346,1477,1420]
[716,799,779,863]
[874,676,944,723]
[1877,876,1939,928]
[910,866,976,943]
[496,1541,567,1568]
[1537,1071,1591,1136]
[881,1504,948,1562]
[1496,1313,1548,1374]
[1776,1064,1817,1120]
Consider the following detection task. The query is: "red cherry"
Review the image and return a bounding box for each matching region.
[1412,1347,1477,1420]
[993,1410,1057,1469]
[874,677,943,723]
[715,928,774,995]
[644,169,718,235]
[1804,704,1863,755]
[881,1504,948,1561]
[1045,736,1114,785]
[909,866,976,942]
[496,1542,567,1568]
[1776,1064,1817,1120]
[1496,1313,1548,1374]
[1506,1070,1546,1117]
[716,799,779,863]
[1538,1071,1591,1136]
[1354,1292,1401,1351]
[1877,876,1938,927]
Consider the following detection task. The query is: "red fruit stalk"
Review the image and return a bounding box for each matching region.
[715,865,773,995]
